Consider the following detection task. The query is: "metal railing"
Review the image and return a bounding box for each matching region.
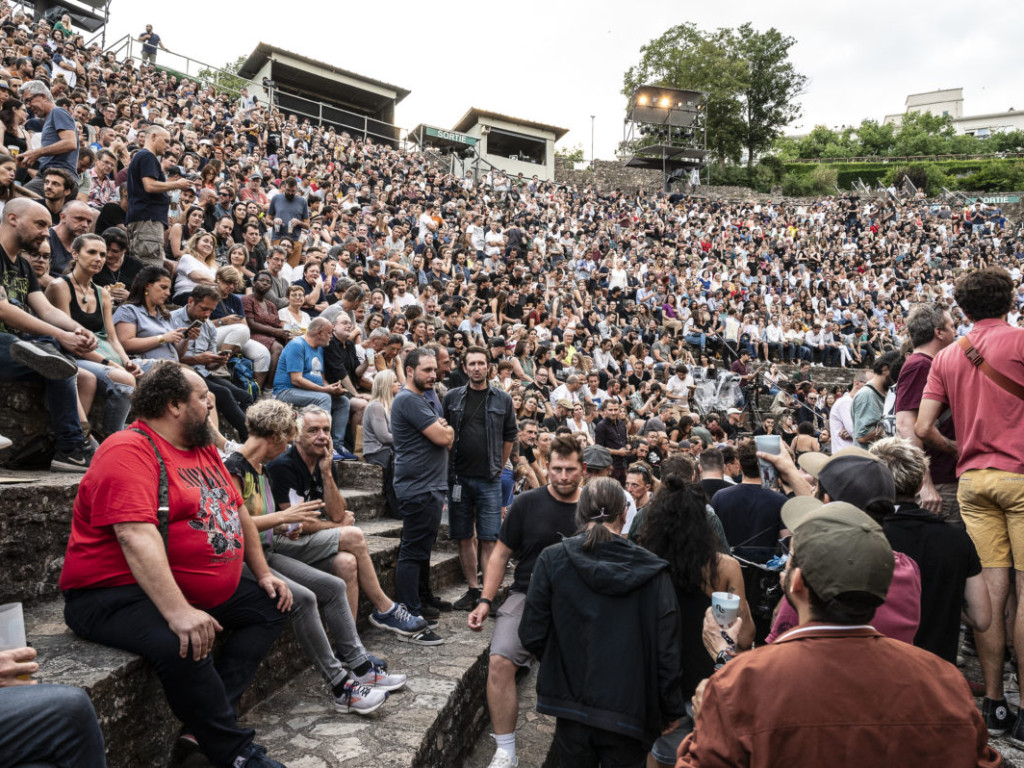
[787,151,1024,165]
[103,35,409,146]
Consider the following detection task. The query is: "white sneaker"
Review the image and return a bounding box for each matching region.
[487,747,518,768]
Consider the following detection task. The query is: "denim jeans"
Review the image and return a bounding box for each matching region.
[276,387,351,449]
[0,333,83,453]
[684,332,706,352]
[448,475,503,541]
[245,558,367,691]
[395,490,445,614]
[0,684,106,767]
[553,718,645,768]
[76,358,134,436]
[64,580,286,767]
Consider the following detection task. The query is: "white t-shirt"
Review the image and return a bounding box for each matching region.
[485,229,504,256]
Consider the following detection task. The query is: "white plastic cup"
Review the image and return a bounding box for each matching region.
[0,602,26,651]
[711,591,740,628]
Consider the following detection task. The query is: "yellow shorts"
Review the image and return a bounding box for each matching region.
[959,469,1024,569]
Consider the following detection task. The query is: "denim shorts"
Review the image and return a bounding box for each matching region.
[448,475,502,541]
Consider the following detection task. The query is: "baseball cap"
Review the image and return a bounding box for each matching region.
[799,447,895,511]
[781,498,894,602]
[556,398,573,410]
[583,445,613,469]
[726,408,742,416]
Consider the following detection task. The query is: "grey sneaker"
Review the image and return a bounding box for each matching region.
[351,663,407,692]
[334,678,388,715]
[11,340,77,380]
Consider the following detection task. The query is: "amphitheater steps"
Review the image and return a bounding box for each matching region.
[238,582,511,768]
[461,663,557,768]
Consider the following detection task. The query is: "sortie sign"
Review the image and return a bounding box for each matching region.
[424,126,477,146]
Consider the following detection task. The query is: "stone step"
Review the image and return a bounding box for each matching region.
[462,663,556,768]
[0,468,387,605]
[240,582,511,768]
[23,532,463,768]
[0,471,81,604]
[336,460,385,492]
[346,488,389,521]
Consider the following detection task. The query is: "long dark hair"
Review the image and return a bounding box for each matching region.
[126,266,172,319]
[640,473,719,594]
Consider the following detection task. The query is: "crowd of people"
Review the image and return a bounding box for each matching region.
[1,5,1023,768]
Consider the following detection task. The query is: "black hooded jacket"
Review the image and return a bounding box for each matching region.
[519,533,685,746]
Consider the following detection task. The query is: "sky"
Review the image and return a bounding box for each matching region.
[96,1,1024,160]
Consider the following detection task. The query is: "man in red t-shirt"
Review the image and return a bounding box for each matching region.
[894,303,959,522]
[61,362,293,768]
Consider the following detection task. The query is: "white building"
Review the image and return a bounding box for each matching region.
[884,88,1024,138]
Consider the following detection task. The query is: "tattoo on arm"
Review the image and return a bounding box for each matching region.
[0,286,8,302]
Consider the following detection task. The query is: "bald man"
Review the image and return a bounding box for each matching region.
[125,126,192,267]
[0,199,96,471]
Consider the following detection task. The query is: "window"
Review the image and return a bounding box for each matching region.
[485,128,546,165]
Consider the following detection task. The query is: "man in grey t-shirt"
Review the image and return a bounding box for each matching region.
[390,348,454,644]
[267,177,309,242]
[852,350,902,446]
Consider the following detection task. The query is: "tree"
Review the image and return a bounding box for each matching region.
[197,54,248,98]
[734,23,807,170]
[622,23,806,168]
[623,23,747,165]
[555,143,585,163]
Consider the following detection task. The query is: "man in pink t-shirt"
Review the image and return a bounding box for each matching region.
[917,267,1024,741]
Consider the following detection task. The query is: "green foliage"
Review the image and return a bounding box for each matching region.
[774,158,1024,193]
[623,22,806,167]
[555,143,586,163]
[781,165,837,196]
[197,54,248,98]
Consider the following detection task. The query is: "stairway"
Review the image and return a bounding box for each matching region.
[1,461,554,767]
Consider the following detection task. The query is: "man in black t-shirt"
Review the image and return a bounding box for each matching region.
[467,436,582,768]
[443,347,517,611]
[126,126,191,267]
[0,198,97,471]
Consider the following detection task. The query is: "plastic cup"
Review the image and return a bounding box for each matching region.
[6,145,18,158]
[0,602,26,651]
[711,591,740,628]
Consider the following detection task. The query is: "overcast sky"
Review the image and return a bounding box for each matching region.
[101,1,1023,159]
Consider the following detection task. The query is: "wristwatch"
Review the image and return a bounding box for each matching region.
[477,597,493,607]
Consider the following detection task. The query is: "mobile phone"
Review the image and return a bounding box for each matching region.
[754,435,781,489]
[188,319,202,331]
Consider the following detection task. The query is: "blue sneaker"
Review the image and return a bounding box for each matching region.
[333,448,359,461]
[366,653,388,670]
[369,603,428,637]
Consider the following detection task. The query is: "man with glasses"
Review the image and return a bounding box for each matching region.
[19,81,79,198]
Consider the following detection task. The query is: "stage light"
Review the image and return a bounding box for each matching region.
[660,97,670,107]
[638,95,648,105]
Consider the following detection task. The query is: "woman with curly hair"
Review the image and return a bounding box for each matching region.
[637,471,755,767]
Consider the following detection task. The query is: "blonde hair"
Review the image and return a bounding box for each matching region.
[185,230,216,266]
[870,437,930,500]
[370,369,397,414]
[216,265,243,291]
[245,399,298,441]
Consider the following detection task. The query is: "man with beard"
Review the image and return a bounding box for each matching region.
[60,362,294,768]
[676,498,999,768]
[0,198,97,471]
[391,347,453,644]
[594,399,632,485]
[852,350,903,447]
[267,176,309,244]
[467,435,584,768]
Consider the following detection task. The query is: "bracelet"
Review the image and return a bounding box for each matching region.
[477,597,492,607]
[157,334,165,344]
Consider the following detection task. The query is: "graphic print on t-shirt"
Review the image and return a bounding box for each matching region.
[179,465,243,557]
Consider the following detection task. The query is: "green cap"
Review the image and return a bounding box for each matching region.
[781,498,894,602]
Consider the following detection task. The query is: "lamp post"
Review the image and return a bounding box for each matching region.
[590,114,595,171]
